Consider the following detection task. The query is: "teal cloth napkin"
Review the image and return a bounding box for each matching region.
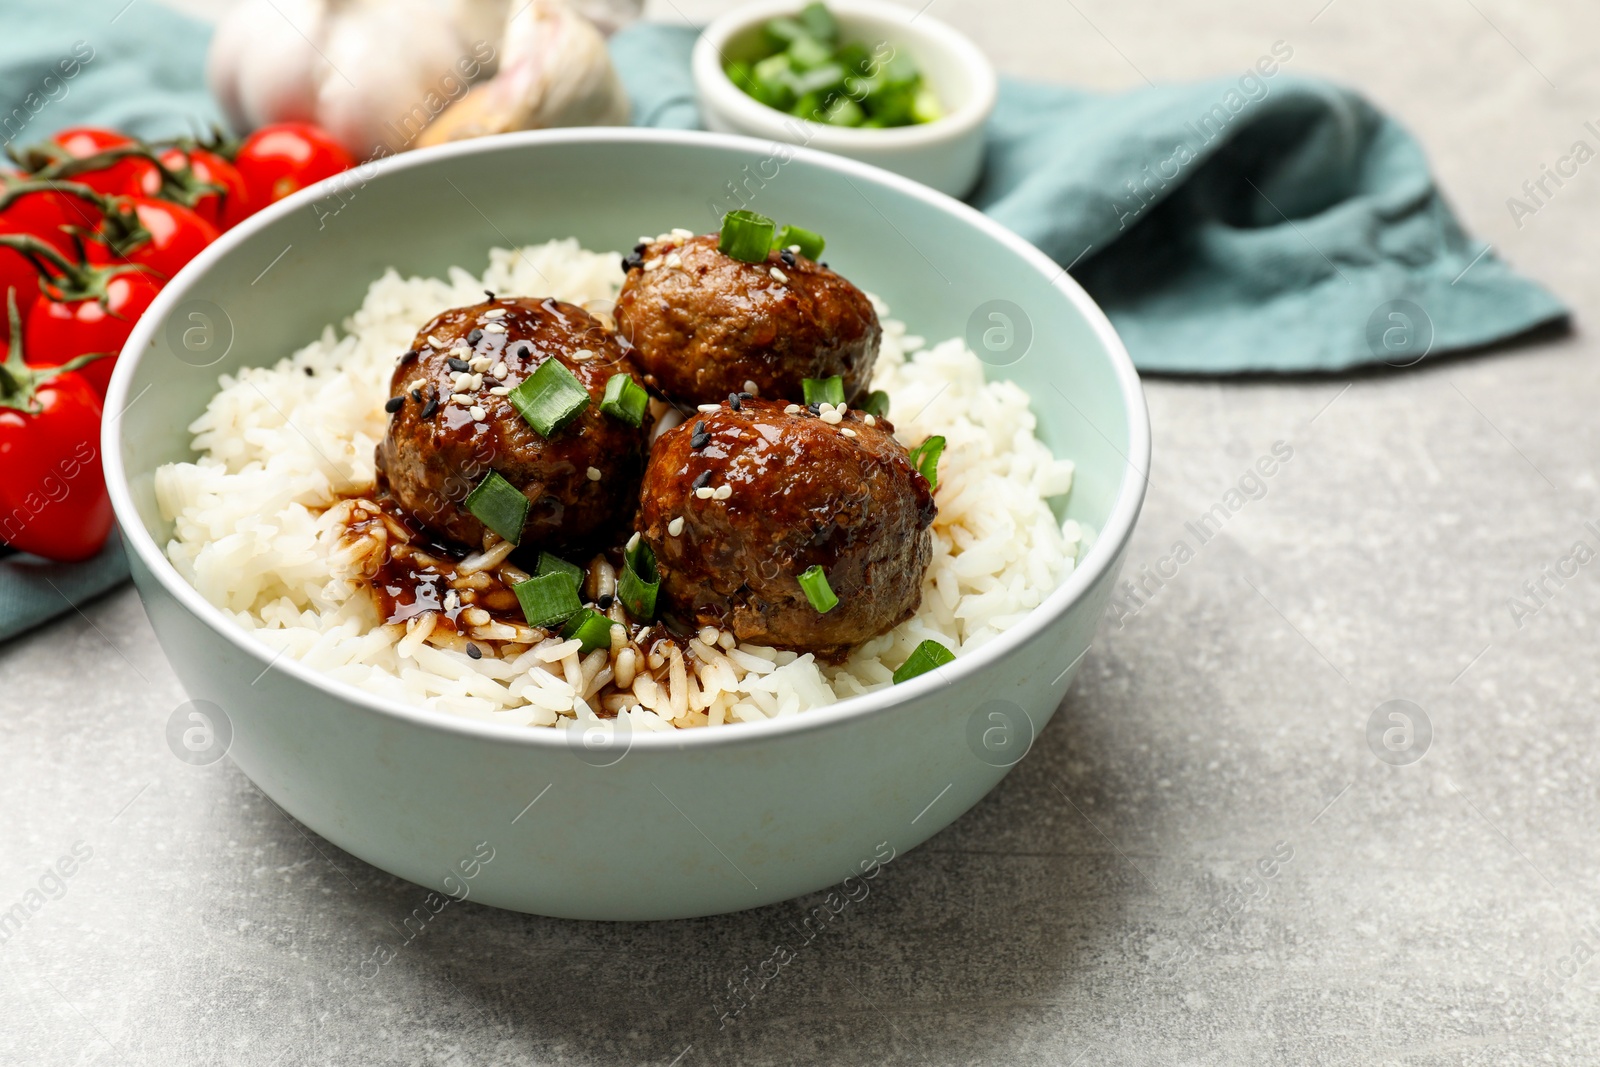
[608,23,1568,374]
[0,6,1570,640]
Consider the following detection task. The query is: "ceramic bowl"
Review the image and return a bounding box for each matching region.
[693,0,998,198]
[103,128,1146,920]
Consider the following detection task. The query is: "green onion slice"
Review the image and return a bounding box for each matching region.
[513,572,583,629]
[561,608,613,654]
[463,471,528,545]
[892,639,955,684]
[619,536,660,620]
[719,210,777,264]
[536,551,582,589]
[802,376,845,408]
[601,372,649,427]
[862,390,890,419]
[772,223,825,261]
[797,1,838,43]
[797,564,838,614]
[908,434,946,488]
[508,358,590,437]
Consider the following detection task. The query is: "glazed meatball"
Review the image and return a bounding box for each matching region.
[613,234,880,407]
[376,296,653,551]
[637,397,935,660]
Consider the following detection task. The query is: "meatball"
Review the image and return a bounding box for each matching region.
[637,397,935,660]
[613,234,880,407]
[376,296,652,551]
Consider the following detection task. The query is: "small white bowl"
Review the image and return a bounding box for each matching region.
[692,0,998,198]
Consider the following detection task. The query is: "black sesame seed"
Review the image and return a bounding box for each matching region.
[633,242,648,255]
[411,389,423,402]
[596,593,614,610]
[691,434,710,451]
[446,357,470,372]
[692,470,712,490]
[399,349,418,364]
[728,392,741,411]
[780,249,796,268]
[466,643,482,660]
[384,396,404,413]
[421,395,440,419]
[819,261,829,269]
[622,253,644,272]
[303,366,314,377]
[484,289,496,302]
[807,403,821,415]
[693,420,706,435]
[467,328,483,345]
[738,391,754,401]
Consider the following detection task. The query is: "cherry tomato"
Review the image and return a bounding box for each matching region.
[0,222,45,323]
[25,268,162,398]
[158,146,253,230]
[0,178,102,256]
[85,196,218,281]
[0,310,111,562]
[46,127,161,198]
[234,123,355,207]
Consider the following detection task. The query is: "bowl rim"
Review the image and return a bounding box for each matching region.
[692,0,999,150]
[103,125,1149,754]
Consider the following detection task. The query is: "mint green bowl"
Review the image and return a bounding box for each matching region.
[103,129,1147,920]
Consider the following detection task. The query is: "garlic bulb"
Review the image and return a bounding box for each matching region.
[416,0,631,148]
[207,0,512,158]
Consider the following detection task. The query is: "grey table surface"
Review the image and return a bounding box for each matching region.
[5,1,1599,1064]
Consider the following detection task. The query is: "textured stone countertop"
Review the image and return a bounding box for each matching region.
[5,1,1598,1064]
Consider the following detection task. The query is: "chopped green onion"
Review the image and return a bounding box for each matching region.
[791,62,847,97]
[463,471,528,545]
[892,639,955,684]
[911,85,945,124]
[513,572,583,629]
[561,608,613,654]
[619,536,660,620]
[862,390,890,419]
[772,223,825,261]
[802,376,845,408]
[719,210,777,264]
[822,95,865,127]
[908,434,946,488]
[797,565,838,614]
[797,1,838,42]
[763,16,810,48]
[601,372,649,427]
[536,551,582,589]
[508,358,590,437]
[785,33,833,71]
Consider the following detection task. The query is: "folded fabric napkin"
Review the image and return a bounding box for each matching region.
[0,6,1569,640]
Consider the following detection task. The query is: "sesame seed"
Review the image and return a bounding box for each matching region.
[469,373,483,390]
[421,395,440,418]
[469,356,492,372]
[864,413,877,426]
[482,309,506,319]
[447,357,470,373]
[787,244,801,254]
[692,470,712,490]
[426,333,445,348]
[693,420,706,435]
[451,345,472,359]
[627,531,640,552]
[672,227,694,238]
[784,403,801,414]
[483,290,496,302]
[820,408,844,425]
[698,403,720,413]
[728,392,741,411]
[713,484,732,500]
[491,362,508,380]
[410,389,423,402]
[466,643,482,660]
[399,349,418,364]
[469,404,487,421]
[467,328,483,344]
[779,249,796,268]
[770,267,788,283]
[587,466,602,481]
[644,258,663,272]
[695,487,714,500]
[488,386,510,396]
[483,322,507,334]
[384,396,404,413]
[451,391,473,403]
[668,517,685,537]
[639,235,654,245]
[743,380,759,395]
[665,252,682,269]
[840,427,858,437]
[655,232,672,244]
[597,594,614,610]
[571,349,594,362]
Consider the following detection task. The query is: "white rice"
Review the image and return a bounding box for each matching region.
[154,240,1082,731]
